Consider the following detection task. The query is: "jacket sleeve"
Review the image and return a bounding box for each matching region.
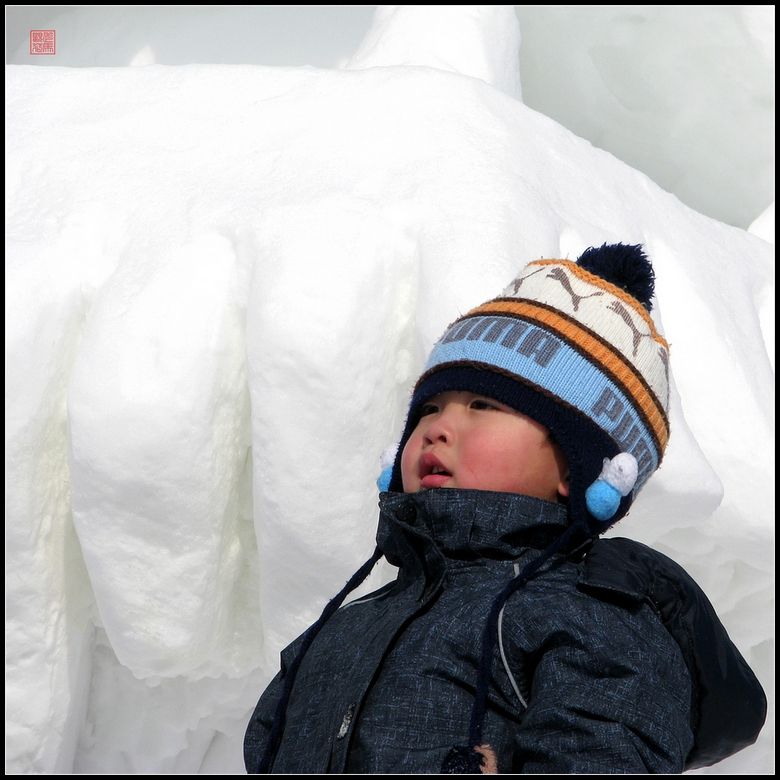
[243,668,285,774]
[510,586,694,773]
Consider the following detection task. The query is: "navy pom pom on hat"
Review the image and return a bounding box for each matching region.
[387,242,671,534]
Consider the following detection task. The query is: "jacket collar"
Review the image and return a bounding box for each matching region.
[377,489,569,570]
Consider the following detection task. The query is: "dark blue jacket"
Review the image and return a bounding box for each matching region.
[244,489,765,773]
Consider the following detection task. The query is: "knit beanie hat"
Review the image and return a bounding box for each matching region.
[385,242,670,534]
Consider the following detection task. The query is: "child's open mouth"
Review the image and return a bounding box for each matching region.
[420,472,452,488]
[419,454,453,488]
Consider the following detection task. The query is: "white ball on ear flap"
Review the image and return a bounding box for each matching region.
[597,453,638,496]
[377,443,400,492]
[379,443,398,470]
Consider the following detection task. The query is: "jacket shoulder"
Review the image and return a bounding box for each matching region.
[576,536,767,770]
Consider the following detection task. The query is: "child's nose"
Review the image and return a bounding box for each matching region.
[422,404,459,444]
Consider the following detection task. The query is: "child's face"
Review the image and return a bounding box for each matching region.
[400,391,569,500]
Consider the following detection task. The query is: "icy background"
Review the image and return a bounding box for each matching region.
[5,6,774,774]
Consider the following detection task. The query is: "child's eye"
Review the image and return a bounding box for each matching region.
[470,398,499,411]
[420,403,439,416]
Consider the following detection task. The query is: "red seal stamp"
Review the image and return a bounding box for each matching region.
[30,30,56,56]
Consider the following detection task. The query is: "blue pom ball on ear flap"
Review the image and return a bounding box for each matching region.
[376,465,393,492]
[586,479,622,522]
[586,453,638,521]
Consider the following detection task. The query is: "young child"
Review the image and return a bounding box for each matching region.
[244,243,766,773]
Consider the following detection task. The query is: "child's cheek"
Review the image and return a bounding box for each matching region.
[399,434,419,492]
